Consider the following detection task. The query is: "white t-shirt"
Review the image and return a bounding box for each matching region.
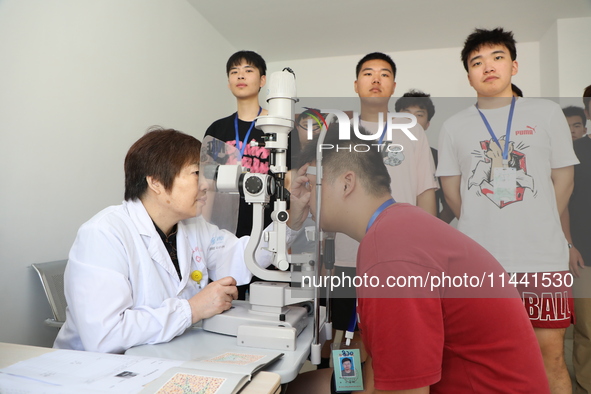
[436,98,579,273]
[336,118,438,267]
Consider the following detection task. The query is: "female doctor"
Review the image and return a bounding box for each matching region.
[54,128,309,354]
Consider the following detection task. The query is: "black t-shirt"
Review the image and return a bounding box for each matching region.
[153,222,181,279]
[431,147,445,209]
[205,113,273,237]
[570,136,591,265]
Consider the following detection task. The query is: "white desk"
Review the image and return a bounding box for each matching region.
[0,342,280,394]
[126,306,320,384]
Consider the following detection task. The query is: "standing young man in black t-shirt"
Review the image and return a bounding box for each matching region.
[205,51,272,299]
[205,50,271,237]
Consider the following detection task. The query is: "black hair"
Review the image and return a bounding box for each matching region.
[298,123,392,197]
[226,50,266,76]
[355,52,396,79]
[584,84,591,114]
[124,127,201,201]
[511,83,523,97]
[461,28,517,72]
[563,106,587,126]
[394,90,436,121]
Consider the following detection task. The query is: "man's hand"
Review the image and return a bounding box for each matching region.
[416,189,437,217]
[440,175,462,220]
[569,246,585,278]
[188,276,238,323]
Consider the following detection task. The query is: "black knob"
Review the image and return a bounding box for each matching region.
[244,176,263,194]
[277,211,288,222]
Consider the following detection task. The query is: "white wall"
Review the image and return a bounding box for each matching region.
[540,21,560,97]
[0,0,235,346]
[557,17,591,97]
[539,17,591,99]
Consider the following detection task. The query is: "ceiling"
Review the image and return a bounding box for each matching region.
[187,0,591,62]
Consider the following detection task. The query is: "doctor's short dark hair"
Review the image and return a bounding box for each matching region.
[298,123,391,197]
[124,127,202,201]
[461,27,517,72]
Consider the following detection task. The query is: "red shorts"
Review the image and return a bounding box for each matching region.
[510,271,575,328]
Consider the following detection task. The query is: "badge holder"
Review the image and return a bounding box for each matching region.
[494,162,516,203]
[331,341,364,392]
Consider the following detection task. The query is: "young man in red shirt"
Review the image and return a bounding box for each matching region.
[291,129,550,393]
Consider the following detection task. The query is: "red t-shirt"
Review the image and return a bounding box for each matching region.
[356,204,550,393]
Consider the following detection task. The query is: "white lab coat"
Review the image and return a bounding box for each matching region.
[54,199,293,353]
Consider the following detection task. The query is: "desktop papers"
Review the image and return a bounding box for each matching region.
[0,349,183,394]
[142,350,283,394]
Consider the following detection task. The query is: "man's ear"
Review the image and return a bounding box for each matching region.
[389,81,397,97]
[146,176,163,195]
[260,74,267,88]
[511,60,518,76]
[342,171,356,197]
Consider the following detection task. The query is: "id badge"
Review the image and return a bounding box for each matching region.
[494,167,516,202]
[332,343,364,392]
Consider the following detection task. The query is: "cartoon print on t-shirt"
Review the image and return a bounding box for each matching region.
[205,138,235,165]
[468,136,534,208]
[227,139,270,173]
[382,142,405,167]
[383,149,405,166]
[203,137,270,174]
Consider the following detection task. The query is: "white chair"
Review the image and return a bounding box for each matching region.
[32,260,68,328]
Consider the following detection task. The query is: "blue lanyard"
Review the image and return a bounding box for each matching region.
[366,198,396,233]
[234,107,262,158]
[345,197,395,342]
[475,96,516,163]
[359,116,388,144]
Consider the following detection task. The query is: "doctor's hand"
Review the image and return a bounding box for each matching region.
[287,164,311,231]
[188,276,238,324]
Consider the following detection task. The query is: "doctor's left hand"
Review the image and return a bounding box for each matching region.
[287,164,311,231]
[188,276,238,323]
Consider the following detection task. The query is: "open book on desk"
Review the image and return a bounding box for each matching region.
[142,349,283,394]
